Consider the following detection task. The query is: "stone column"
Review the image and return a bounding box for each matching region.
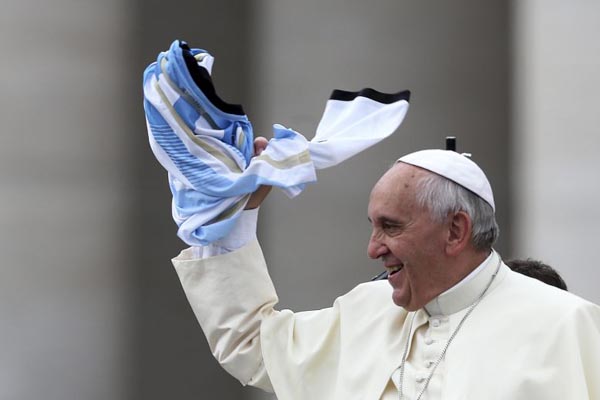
[512,0,600,303]
[0,0,135,398]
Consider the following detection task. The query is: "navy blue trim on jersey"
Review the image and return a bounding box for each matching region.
[330,88,411,104]
[180,42,245,116]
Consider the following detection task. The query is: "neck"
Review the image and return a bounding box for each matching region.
[425,249,498,316]
[449,248,491,287]
[421,248,491,307]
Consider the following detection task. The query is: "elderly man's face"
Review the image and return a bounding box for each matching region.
[367,163,449,311]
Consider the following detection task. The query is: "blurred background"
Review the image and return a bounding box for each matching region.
[1,0,598,399]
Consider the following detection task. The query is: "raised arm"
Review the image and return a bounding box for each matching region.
[172,137,275,390]
[172,231,277,392]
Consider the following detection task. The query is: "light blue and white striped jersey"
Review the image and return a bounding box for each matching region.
[143,40,410,246]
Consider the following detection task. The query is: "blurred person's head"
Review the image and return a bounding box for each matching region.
[506,258,568,290]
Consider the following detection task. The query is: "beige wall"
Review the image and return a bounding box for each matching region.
[0,0,134,399]
[512,0,600,304]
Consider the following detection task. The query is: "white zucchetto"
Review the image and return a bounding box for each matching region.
[397,149,495,211]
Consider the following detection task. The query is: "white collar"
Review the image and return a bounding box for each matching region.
[424,250,499,316]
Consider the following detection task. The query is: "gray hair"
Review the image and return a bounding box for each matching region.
[414,171,499,251]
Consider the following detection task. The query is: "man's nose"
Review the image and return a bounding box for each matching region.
[367,234,388,259]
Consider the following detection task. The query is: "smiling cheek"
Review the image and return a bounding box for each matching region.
[392,266,435,310]
[389,268,411,307]
[387,223,446,309]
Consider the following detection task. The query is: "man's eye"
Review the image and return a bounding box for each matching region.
[382,222,401,233]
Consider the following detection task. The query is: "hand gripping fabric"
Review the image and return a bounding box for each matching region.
[143,40,410,246]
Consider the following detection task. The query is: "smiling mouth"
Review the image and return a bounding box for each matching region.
[386,264,404,276]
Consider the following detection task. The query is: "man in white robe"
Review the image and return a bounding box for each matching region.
[172,146,600,399]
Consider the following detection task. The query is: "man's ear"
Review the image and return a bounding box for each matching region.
[446,211,472,256]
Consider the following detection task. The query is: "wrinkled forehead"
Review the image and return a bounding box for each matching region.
[369,163,428,204]
[368,164,434,223]
[374,162,429,190]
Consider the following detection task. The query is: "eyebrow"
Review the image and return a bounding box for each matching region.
[367,215,404,225]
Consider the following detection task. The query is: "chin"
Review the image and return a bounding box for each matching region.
[391,293,409,309]
[392,293,421,311]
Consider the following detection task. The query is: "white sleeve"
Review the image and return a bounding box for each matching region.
[173,239,277,392]
[190,208,259,259]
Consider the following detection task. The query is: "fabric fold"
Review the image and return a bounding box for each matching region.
[143,40,410,245]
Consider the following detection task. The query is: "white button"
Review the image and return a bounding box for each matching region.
[424,337,434,345]
[425,360,435,368]
[430,319,440,327]
[416,376,426,383]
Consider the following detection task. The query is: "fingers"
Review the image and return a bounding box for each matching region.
[254,136,269,156]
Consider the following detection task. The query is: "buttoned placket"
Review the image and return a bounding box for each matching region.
[387,314,450,399]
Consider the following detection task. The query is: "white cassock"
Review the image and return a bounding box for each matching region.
[173,216,600,399]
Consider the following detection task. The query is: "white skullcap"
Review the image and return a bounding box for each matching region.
[397,149,495,211]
